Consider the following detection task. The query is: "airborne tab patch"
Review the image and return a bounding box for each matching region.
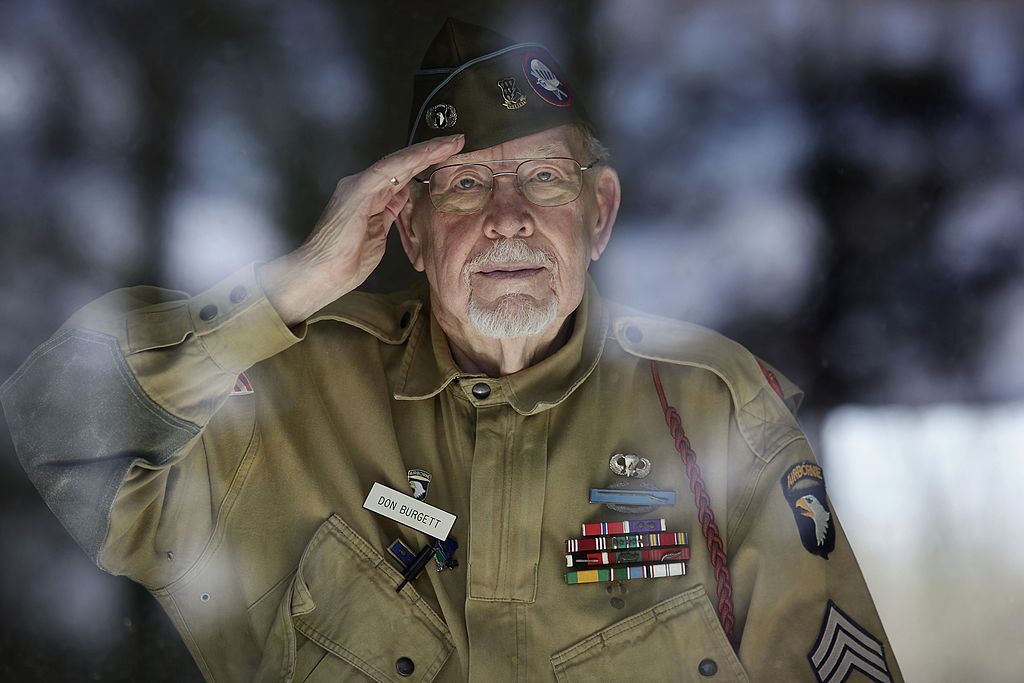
[781,462,835,559]
[809,601,893,683]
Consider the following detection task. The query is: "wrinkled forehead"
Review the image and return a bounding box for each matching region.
[428,125,578,173]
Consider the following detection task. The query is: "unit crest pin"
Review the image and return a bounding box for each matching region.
[497,77,527,110]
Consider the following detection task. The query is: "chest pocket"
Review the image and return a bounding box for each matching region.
[550,585,749,683]
[256,514,454,682]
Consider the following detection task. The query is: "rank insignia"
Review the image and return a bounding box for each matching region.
[809,601,893,683]
[781,462,836,559]
[407,469,431,500]
[497,77,527,109]
[425,103,457,129]
[522,52,572,107]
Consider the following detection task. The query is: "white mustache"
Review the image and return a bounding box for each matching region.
[463,239,556,284]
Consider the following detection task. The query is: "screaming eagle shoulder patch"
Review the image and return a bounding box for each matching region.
[809,601,893,683]
[781,462,835,559]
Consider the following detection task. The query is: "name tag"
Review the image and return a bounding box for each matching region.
[362,482,456,541]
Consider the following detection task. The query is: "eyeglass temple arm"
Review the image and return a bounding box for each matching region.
[414,158,600,184]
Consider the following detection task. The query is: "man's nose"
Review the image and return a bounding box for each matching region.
[482,175,534,240]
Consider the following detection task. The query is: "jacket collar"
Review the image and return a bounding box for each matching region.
[394,277,608,415]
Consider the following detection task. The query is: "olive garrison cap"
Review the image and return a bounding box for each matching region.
[407,18,594,153]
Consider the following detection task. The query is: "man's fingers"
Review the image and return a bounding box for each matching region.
[369,134,464,188]
[380,187,410,226]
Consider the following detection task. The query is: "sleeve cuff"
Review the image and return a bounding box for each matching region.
[187,263,306,374]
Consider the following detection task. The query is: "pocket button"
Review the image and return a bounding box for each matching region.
[698,658,718,676]
[396,656,415,677]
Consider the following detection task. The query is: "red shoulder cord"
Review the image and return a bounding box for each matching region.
[650,360,737,648]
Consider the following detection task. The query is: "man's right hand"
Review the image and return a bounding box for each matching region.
[257,134,464,326]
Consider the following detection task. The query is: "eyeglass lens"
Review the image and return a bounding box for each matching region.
[428,158,583,214]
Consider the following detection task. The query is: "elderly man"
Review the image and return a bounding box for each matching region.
[2,19,901,683]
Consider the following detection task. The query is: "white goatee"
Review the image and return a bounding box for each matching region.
[463,239,559,339]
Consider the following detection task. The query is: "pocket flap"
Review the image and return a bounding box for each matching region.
[551,585,748,682]
[259,514,454,683]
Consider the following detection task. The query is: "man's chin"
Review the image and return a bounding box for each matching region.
[468,293,559,339]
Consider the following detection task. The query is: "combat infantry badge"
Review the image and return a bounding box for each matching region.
[781,462,836,559]
[594,452,673,514]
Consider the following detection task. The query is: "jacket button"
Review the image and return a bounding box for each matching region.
[471,383,491,399]
[229,285,248,303]
[698,658,718,676]
[199,304,218,321]
[624,325,643,343]
[396,657,415,676]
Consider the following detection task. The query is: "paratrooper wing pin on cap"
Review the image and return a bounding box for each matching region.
[407,18,595,153]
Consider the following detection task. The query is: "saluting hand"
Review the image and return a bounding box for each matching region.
[258,134,464,325]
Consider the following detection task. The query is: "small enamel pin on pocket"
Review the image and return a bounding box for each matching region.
[387,536,460,592]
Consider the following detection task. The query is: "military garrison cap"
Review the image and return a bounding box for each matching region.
[407,18,595,153]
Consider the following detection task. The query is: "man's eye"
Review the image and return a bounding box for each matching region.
[533,170,554,182]
[457,178,479,190]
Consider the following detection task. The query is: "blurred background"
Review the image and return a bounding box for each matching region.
[1,0,1021,680]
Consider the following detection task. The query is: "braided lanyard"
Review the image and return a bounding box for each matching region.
[650,360,737,647]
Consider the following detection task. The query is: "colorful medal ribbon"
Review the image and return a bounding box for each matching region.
[564,520,688,585]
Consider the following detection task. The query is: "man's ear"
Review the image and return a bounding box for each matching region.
[396,193,426,272]
[589,165,620,261]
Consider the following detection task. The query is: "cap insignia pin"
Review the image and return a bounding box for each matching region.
[497,77,527,110]
[522,52,572,107]
[426,103,457,129]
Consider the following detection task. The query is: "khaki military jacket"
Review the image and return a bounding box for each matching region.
[2,264,903,682]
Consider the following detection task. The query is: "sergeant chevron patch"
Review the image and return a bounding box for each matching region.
[808,601,893,683]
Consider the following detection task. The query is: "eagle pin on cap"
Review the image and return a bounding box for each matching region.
[407,18,595,153]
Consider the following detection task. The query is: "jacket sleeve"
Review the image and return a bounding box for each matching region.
[728,417,904,681]
[0,263,302,586]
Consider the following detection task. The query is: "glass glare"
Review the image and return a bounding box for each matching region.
[420,158,591,214]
